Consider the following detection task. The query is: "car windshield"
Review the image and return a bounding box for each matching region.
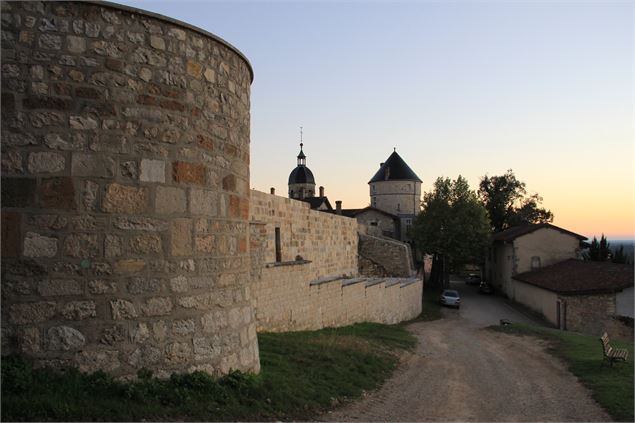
[443,291,458,297]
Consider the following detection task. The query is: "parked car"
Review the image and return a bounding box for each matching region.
[440,289,461,308]
[478,281,493,295]
[465,273,481,285]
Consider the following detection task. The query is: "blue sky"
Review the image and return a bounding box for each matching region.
[119,0,633,238]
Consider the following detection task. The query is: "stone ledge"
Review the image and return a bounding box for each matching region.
[385,278,402,288]
[265,260,312,268]
[341,277,367,287]
[309,275,343,286]
[365,278,385,288]
[400,278,420,288]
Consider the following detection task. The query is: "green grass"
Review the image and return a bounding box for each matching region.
[1,322,416,421]
[490,323,634,422]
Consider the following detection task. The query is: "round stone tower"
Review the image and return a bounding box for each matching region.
[368,150,422,241]
[1,1,259,377]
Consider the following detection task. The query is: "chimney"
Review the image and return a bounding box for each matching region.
[270,187,275,195]
[336,200,342,215]
[380,162,384,168]
[319,186,324,197]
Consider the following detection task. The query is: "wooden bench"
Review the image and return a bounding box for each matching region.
[600,332,629,367]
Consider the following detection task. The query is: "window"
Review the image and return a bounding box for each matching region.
[372,197,377,207]
[275,227,281,262]
[372,185,376,193]
[397,203,401,212]
[531,256,541,269]
[370,221,378,226]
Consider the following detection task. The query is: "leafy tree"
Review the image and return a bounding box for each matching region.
[478,169,553,232]
[412,176,491,287]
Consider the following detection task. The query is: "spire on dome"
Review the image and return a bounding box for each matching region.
[297,127,306,165]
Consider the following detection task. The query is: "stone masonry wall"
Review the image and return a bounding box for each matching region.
[358,233,414,277]
[563,293,633,340]
[1,1,259,377]
[250,190,422,332]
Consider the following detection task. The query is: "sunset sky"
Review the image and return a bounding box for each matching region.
[120,0,633,240]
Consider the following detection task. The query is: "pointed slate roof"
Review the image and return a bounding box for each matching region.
[368,151,422,183]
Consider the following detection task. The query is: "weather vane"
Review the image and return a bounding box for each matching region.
[300,126,303,149]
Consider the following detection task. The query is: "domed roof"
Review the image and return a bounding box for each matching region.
[288,166,315,185]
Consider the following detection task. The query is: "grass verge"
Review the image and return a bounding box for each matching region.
[2,322,416,421]
[490,323,634,422]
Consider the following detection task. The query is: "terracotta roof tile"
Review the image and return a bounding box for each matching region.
[492,223,587,242]
[513,259,634,295]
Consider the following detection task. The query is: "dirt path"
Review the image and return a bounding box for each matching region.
[323,316,611,422]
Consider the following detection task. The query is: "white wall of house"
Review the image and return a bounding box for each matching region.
[616,287,634,318]
[513,228,580,274]
[512,279,559,325]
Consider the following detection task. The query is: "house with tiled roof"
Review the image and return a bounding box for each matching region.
[512,259,633,339]
[485,223,587,298]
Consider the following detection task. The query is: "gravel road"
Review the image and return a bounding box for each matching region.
[323,284,611,422]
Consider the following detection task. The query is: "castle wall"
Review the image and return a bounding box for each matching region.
[250,190,422,332]
[1,1,259,377]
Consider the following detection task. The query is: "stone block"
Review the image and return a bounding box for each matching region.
[141,297,173,316]
[19,327,41,354]
[169,275,188,293]
[104,234,123,258]
[186,60,202,78]
[39,177,75,210]
[127,277,161,294]
[61,301,96,320]
[82,180,99,210]
[113,216,168,231]
[149,35,165,50]
[72,153,116,177]
[130,323,150,344]
[172,319,195,336]
[114,259,146,273]
[155,186,186,214]
[102,183,148,214]
[9,302,57,324]
[193,337,220,361]
[195,235,215,253]
[69,115,98,130]
[88,279,116,294]
[170,218,192,256]
[173,161,205,185]
[140,159,165,183]
[129,234,162,255]
[27,152,65,174]
[190,188,216,215]
[2,150,23,173]
[63,233,99,258]
[47,326,85,351]
[76,350,120,373]
[110,299,138,320]
[23,232,57,257]
[37,279,82,296]
[2,178,36,207]
[165,341,191,363]
[66,35,85,53]
[2,212,21,257]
